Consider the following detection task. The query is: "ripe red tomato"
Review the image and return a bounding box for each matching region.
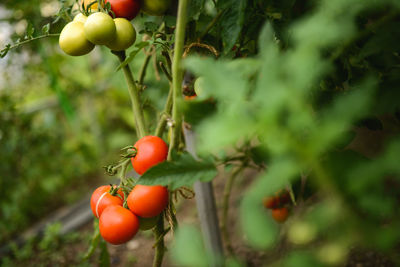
[131,136,168,175]
[263,196,278,209]
[127,185,168,218]
[271,207,289,223]
[105,0,141,20]
[99,205,139,244]
[90,185,124,218]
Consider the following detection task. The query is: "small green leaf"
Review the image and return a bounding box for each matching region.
[42,23,50,35]
[138,153,217,190]
[26,22,35,39]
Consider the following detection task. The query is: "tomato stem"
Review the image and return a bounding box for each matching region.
[113,50,147,138]
[168,0,189,159]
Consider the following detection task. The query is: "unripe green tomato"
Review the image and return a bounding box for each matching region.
[59,21,95,56]
[194,77,205,96]
[73,13,88,24]
[84,12,116,45]
[106,18,136,51]
[142,0,170,16]
[287,221,317,245]
[139,215,158,231]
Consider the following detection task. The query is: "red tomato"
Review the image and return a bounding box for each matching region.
[105,0,141,20]
[271,207,289,223]
[90,185,124,218]
[127,185,169,218]
[131,136,168,175]
[263,196,278,209]
[99,205,139,244]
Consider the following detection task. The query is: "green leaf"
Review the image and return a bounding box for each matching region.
[217,0,247,53]
[82,220,101,261]
[99,239,110,267]
[42,23,50,35]
[182,99,216,125]
[25,22,35,39]
[171,225,209,267]
[188,0,205,21]
[138,153,217,190]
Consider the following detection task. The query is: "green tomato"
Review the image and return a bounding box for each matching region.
[106,18,136,51]
[84,12,116,45]
[142,0,170,16]
[59,21,95,56]
[139,215,159,231]
[194,77,205,96]
[73,13,88,24]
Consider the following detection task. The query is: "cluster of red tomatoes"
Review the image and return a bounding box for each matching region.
[90,136,169,244]
[59,0,170,56]
[263,190,292,223]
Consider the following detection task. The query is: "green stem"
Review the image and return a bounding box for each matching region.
[138,50,152,86]
[221,165,244,255]
[155,85,173,137]
[3,34,59,51]
[152,214,165,267]
[168,0,189,159]
[114,50,147,138]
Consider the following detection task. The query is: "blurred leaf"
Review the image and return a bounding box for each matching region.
[99,239,110,267]
[138,153,217,190]
[171,225,209,267]
[188,0,205,21]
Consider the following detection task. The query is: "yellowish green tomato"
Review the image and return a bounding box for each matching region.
[194,77,205,96]
[73,13,88,24]
[142,0,170,16]
[82,0,99,11]
[59,21,95,56]
[106,18,136,51]
[84,12,116,45]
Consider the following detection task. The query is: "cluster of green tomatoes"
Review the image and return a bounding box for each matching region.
[59,0,170,56]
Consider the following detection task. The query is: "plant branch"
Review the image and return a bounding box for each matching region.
[168,0,189,159]
[221,164,245,255]
[152,214,165,267]
[113,50,147,138]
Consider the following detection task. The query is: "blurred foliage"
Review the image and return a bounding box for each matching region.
[169,0,400,266]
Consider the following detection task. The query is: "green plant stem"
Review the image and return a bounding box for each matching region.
[138,51,152,86]
[152,214,165,267]
[114,50,147,138]
[3,34,59,51]
[168,0,189,159]
[221,165,244,255]
[155,85,173,137]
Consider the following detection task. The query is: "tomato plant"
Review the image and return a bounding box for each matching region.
[99,205,139,244]
[90,185,124,218]
[106,18,136,51]
[105,0,141,20]
[59,21,94,56]
[127,185,169,218]
[84,12,116,45]
[131,136,168,175]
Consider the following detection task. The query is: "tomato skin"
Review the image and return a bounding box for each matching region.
[99,205,139,245]
[84,12,116,45]
[141,0,170,16]
[73,13,88,24]
[131,136,168,175]
[106,18,136,51]
[271,207,289,223]
[127,185,169,218]
[105,0,141,20]
[90,185,124,218]
[263,196,278,209]
[59,21,94,56]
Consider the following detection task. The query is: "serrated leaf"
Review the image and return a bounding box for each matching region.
[144,21,159,32]
[138,153,217,190]
[217,0,247,53]
[188,0,205,21]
